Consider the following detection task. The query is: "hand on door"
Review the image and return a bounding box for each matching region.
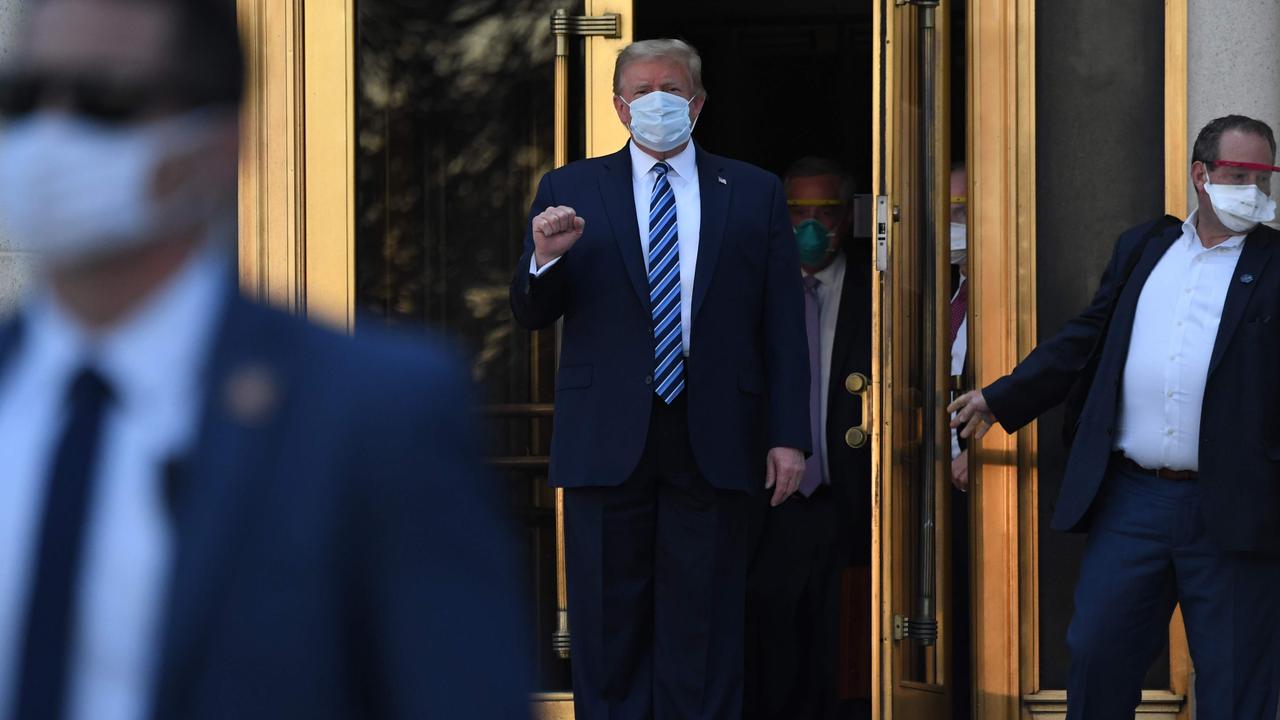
[950,450,969,492]
[947,389,996,441]
[532,205,586,268]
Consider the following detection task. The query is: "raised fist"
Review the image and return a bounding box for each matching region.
[532,205,586,268]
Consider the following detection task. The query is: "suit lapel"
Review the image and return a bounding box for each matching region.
[1207,228,1275,378]
[151,292,293,716]
[598,145,648,308]
[691,146,729,324]
[1106,223,1182,356]
[828,249,869,390]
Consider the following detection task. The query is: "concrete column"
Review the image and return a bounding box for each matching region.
[0,0,30,315]
[1187,0,1280,213]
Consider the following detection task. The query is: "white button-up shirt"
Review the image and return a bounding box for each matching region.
[532,140,702,354]
[1115,211,1244,471]
[0,245,227,720]
[805,252,846,484]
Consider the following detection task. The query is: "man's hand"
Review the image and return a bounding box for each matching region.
[765,447,806,507]
[532,205,585,267]
[947,389,996,441]
[950,450,969,492]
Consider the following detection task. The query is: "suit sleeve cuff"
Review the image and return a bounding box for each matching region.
[530,254,562,276]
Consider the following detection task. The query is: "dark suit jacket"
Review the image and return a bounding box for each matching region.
[0,288,530,719]
[824,246,874,564]
[509,143,810,492]
[985,217,1280,555]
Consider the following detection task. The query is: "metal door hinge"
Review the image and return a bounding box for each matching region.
[551,9,622,55]
[892,613,938,645]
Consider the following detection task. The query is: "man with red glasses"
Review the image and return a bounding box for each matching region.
[0,1,528,719]
[951,114,1280,718]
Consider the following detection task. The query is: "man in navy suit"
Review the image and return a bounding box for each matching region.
[950,115,1280,718]
[510,39,810,719]
[745,158,872,720]
[0,1,529,719]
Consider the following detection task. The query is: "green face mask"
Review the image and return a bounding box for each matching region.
[794,218,834,267]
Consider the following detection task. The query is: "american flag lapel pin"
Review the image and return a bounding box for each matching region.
[717,176,727,185]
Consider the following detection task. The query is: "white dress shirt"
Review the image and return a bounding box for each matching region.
[806,252,846,484]
[1115,211,1244,471]
[0,245,227,720]
[532,140,702,354]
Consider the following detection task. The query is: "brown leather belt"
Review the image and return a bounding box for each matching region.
[1114,453,1198,481]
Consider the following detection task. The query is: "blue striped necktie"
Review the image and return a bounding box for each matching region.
[648,161,685,404]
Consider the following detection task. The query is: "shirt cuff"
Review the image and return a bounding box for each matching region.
[530,254,562,276]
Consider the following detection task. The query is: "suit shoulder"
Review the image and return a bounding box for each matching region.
[1251,223,1280,243]
[1117,215,1181,244]
[710,153,782,188]
[540,153,613,186]
[241,298,468,403]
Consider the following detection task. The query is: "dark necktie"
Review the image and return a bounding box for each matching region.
[949,277,968,349]
[10,368,113,720]
[800,274,824,497]
[648,162,685,403]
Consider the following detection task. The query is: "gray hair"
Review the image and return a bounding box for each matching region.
[783,156,856,206]
[612,39,705,96]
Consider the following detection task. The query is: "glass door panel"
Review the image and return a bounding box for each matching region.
[351,4,629,716]
[873,0,954,716]
[353,0,581,697]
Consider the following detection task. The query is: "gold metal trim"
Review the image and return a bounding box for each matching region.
[845,372,870,449]
[1024,690,1185,718]
[550,12,622,39]
[966,0,1036,717]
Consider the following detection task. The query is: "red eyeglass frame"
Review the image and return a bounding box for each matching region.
[1211,159,1280,173]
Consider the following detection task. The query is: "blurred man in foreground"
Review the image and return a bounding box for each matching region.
[0,1,528,718]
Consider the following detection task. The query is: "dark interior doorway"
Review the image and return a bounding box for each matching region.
[635,0,873,192]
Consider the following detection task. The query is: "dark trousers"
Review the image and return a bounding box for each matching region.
[744,486,844,720]
[564,396,750,720]
[1066,464,1280,720]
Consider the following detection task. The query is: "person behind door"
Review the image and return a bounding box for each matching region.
[744,158,872,720]
[0,1,530,718]
[947,162,971,491]
[509,39,810,719]
[950,115,1280,718]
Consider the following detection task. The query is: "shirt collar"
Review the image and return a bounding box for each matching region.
[1183,209,1246,251]
[629,139,698,185]
[22,242,230,415]
[808,250,847,289]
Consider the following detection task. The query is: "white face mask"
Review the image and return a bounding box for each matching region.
[949,222,967,265]
[1203,176,1277,234]
[0,112,221,265]
[621,91,698,152]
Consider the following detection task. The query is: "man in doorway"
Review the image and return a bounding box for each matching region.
[950,115,1280,718]
[744,157,872,720]
[0,1,529,718]
[509,39,811,719]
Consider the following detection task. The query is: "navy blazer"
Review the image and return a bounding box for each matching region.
[0,288,530,719]
[510,143,811,493]
[825,246,874,564]
[985,218,1280,555]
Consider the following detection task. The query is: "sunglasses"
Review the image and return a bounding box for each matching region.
[0,72,185,124]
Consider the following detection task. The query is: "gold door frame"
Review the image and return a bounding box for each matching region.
[236,0,355,329]
[964,1,1193,719]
